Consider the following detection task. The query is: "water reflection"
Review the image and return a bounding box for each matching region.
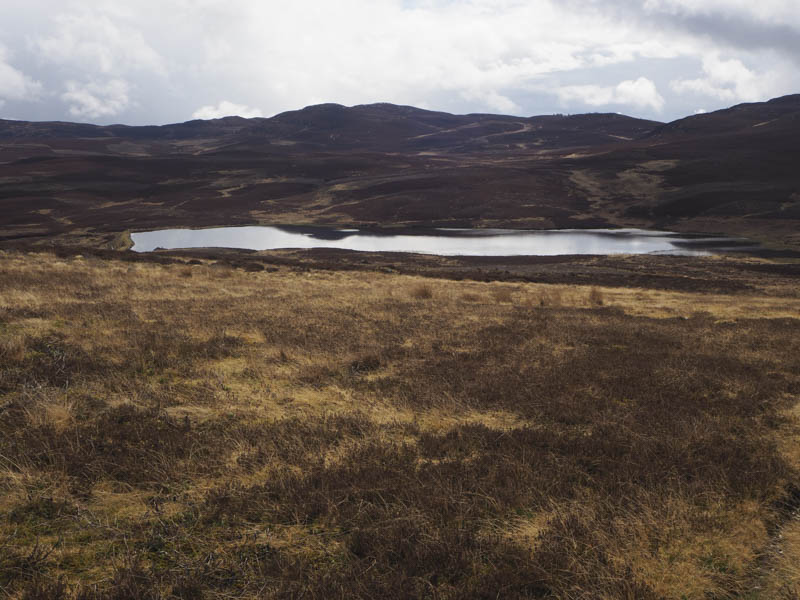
[130,226,755,256]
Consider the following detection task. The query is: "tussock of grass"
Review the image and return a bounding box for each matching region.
[538,287,563,307]
[588,286,604,306]
[0,250,799,598]
[409,282,433,300]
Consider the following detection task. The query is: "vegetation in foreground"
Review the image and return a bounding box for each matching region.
[1,249,799,599]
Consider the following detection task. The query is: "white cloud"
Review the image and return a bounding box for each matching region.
[61,79,132,119]
[616,78,666,111]
[0,0,798,123]
[482,91,520,114]
[458,89,521,114]
[192,101,265,119]
[0,46,41,102]
[670,53,784,102]
[29,0,670,119]
[556,77,666,111]
[35,10,166,76]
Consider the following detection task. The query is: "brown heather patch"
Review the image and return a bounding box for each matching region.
[408,282,434,300]
[0,249,799,598]
[588,285,604,306]
[491,284,516,303]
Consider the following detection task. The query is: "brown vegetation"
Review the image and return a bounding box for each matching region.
[409,282,434,300]
[1,249,799,598]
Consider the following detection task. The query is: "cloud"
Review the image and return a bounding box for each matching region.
[573,0,800,61]
[20,0,674,120]
[1,0,799,123]
[61,79,132,119]
[670,53,783,102]
[556,77,665,111]
[34,10,166,76]
[458,89,521,114]
[192,101,265,120]
[0,46,41,103]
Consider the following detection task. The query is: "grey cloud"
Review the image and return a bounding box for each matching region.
[666,12,800,60]
[568,0,800,59]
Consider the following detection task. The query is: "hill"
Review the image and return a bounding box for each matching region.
[0,96,798,249]
[0,103,660,151]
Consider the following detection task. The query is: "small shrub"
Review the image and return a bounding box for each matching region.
[409,283,433,300]
[350,355,381,375]
[539,289,562,307]
[210,263,233,278]
[0,333,27,362]
[588,287,604,306]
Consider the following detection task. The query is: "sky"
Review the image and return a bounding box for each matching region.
[0,0,798,125]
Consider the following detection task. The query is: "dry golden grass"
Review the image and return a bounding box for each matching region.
[764,518,800,597]
[0,249,799,599]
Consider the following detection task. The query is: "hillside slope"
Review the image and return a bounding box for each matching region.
[0,97,798,249]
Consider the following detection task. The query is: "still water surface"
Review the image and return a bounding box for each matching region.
[131,226,755,256]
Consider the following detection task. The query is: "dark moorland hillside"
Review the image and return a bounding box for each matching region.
[0,95,799,249]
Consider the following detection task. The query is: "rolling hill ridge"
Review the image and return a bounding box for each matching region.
[0,96,798,249]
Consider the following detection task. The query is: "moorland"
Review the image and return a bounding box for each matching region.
[1,97,799,599]
[1,95,799,251]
